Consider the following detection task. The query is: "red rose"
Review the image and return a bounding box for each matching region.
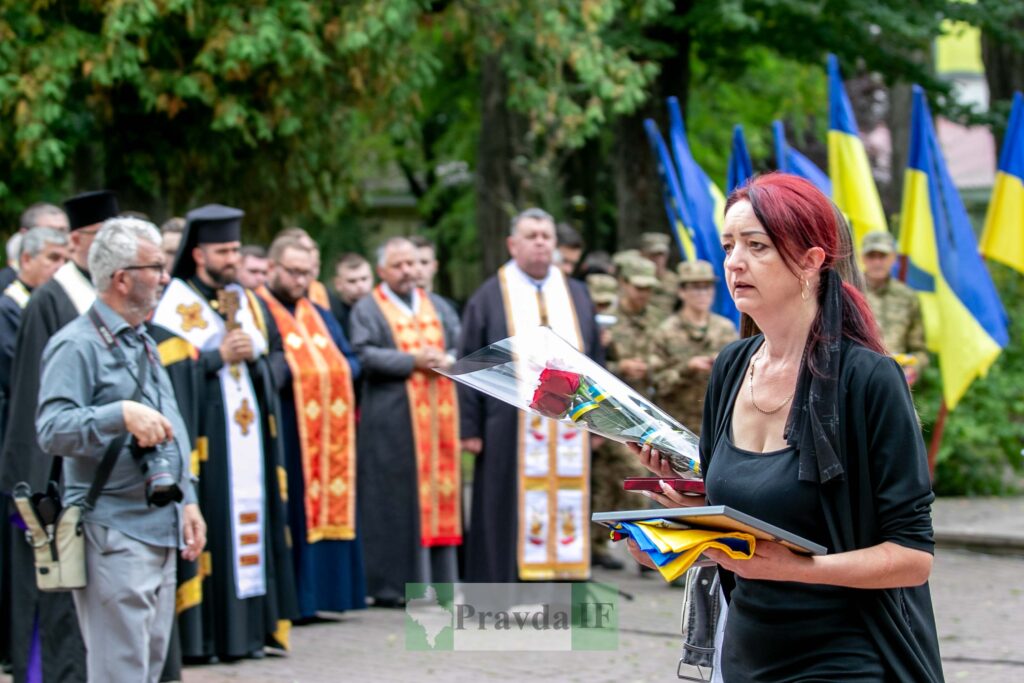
[530,389,573,418]
[537,368,581,395]
[528,368,583,418]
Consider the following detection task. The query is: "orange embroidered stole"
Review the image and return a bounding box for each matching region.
[258,289,356,542]
[371,285,461,546]
[308,280,330,309]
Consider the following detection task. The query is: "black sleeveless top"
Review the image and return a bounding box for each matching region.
[704,382,886,681]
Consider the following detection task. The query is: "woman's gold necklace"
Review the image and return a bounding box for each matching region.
[748,346,795,415]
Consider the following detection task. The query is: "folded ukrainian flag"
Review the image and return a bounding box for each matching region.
[611,521,756,582]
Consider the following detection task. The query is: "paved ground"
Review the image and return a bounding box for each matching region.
[177,545,1024,682]
[5,497,1022,682]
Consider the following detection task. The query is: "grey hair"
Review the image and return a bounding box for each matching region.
[88,217,162,292]
[20,227,68,259]
[5,233,22,265]
[375,236,416,267]
[19,202,65,231]
[509,207,555,237]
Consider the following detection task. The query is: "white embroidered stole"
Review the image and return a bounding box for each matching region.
[51,261,96,314]
[153,278,267,599]
[498,263,590,580]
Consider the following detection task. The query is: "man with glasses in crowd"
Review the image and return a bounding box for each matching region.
[0,190,119,683]
[256,232,365,620]
[36,217,206,683]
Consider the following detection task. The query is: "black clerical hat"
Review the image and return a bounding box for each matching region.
[63,190,119,231]
[171,203,245,280]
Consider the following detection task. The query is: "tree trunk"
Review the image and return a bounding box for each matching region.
[982,24,1024,149]
[611,6,691,252]
[474,54,522,280]
[883,81,913,222]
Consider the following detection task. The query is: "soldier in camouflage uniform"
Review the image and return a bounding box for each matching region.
[586,273,618,352]
[610,249,641,276]
[590,259,659,569]
[650,260,738,436]
[640,232,680,320]
[861,231,929,386]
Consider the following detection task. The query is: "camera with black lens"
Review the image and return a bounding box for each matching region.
[130,439,183,507]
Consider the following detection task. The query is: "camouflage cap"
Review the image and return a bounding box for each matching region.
[861,230,895,255]
[676,259,718,284]
[619,257,659,288]
[640,232,671,254]
[586,273,618,305]
[611,249,643,270]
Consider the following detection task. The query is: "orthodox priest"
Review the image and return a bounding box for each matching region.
[458,208,603,583]
[149,204,298,660]
[0,190,118,683]
[350,237,461,607]
[256,233,365,618]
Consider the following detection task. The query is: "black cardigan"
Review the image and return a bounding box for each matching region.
[701,335,944,683]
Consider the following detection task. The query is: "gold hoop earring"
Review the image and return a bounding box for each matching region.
[800,277,810,301]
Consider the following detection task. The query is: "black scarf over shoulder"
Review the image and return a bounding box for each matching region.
[785,268,844,484]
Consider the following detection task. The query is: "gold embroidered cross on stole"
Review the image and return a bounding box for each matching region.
[176,302,207,332]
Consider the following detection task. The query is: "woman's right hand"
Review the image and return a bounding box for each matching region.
[626,441,676,477]
[626,442,707,508]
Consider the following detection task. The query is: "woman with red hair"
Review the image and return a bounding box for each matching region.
[630,173,942,682]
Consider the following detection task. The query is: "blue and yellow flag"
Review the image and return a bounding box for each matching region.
[643,118,697,262]
[728,124,754,194]
[827,54,888,251]
[666,97,739,324]
[979,91,1024,275]
[773,120,832,196]
[898,86,1009,409]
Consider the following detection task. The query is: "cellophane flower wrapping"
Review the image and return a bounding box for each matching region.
[437,326,701,477]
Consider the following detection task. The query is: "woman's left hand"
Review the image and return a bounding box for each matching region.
[625,539,657,570]
[704,540,812,582]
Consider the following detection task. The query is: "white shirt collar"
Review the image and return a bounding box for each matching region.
[380,282,419,316]
[506,260,556,290]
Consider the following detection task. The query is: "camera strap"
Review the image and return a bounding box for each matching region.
[82,306,149,512]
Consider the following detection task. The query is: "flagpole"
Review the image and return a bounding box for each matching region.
[927,401,946,481]
[895,253,940,479]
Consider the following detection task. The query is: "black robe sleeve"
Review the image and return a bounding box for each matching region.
[567,278,604,366]
[0,283,77,492]
[255,295,288,391]
[456,279,502,442]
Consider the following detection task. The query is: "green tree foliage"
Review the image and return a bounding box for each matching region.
[0,0,437,235]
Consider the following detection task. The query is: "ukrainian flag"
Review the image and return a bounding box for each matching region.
[979,91,1024,275]
[827,54,888,251]
[666,97,739,323]
[728,124,754,194]
[773,120,832,196]
[899,86,1009,409]
[643,118,697,262]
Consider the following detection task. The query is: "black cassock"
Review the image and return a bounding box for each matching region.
[150,278,298,660]
[0,275,87,683]
[456,274,602,583]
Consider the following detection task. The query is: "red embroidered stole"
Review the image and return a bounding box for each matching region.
[258,288,356,542]
[371,285,461,546]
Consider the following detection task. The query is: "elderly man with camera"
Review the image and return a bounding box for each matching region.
[35,217,206,683]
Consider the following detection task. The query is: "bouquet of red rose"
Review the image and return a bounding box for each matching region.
[438,326,700,477]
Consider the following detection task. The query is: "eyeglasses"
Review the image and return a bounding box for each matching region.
[121,263,167,273]
[280,265,314,280]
